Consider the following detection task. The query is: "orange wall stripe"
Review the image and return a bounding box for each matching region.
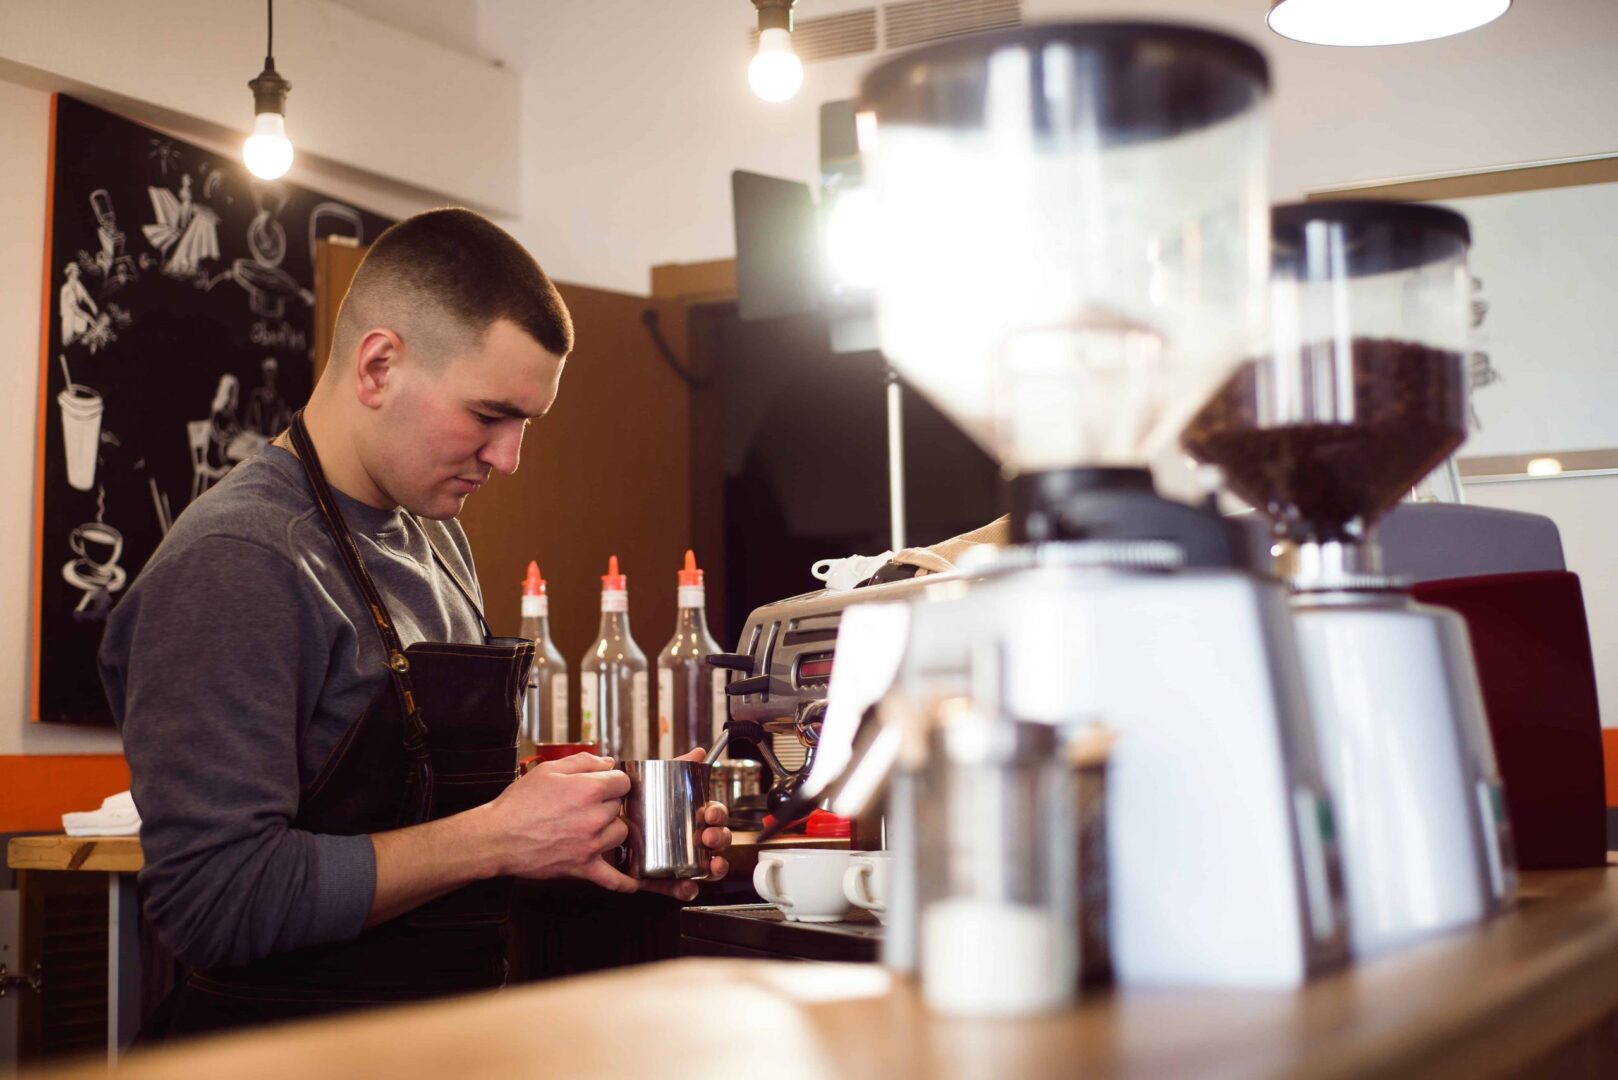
[1604,729,1618,810]
[31,93,59,724]
[0,754,130,833]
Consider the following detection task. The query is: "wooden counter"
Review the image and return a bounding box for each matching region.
[7,834,144,873]
[31,867,1618,1079]
[2,832,833,881]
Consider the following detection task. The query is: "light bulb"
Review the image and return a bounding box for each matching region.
[1268,0,1511,47]
[243,111,294,180]
[749,27,803,102]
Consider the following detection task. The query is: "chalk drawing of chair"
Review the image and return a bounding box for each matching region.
[187,419,230,502]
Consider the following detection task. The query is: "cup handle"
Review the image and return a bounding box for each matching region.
[843,862,883,912]
[753,857,792,910]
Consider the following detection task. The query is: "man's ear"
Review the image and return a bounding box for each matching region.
[353,328,403,410]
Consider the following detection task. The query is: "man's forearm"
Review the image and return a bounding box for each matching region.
[366,803,506,927]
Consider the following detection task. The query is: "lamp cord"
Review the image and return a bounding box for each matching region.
[267,0,275,63]
[641,308,716,390]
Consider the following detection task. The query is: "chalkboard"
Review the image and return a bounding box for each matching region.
[34,95,394,725]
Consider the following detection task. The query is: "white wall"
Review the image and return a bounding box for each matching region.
[478,0,875,294]
[0,0,520,213]
[481,0,1618,295]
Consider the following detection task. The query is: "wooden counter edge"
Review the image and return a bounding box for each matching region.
[7,834,144,873]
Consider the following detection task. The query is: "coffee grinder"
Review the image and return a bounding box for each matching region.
[1182,201,1519,957]
[796,23,1353,993]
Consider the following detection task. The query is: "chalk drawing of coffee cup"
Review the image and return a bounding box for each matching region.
[58,384,104,491]
[63,520,127,621]
[70,521,123,573]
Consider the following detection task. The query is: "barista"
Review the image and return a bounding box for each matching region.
[100,208,732,1038]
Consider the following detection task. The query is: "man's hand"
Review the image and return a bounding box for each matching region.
[485,752,631,888]
[368,749,735,925]
[491,749,731,901]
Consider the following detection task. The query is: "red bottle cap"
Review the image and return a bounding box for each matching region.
[677,549,704,588]
[602,555,627,592]
[523,560,547,597]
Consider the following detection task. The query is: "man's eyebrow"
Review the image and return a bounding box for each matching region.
[472,399,545,420]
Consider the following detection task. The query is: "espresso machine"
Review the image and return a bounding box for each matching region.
[710,574,953,828]
[1181,202,1519,956]
[769,22,1353,1000]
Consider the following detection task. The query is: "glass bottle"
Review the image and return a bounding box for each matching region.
[518,561,568,754]
[656,550,725,759]
[579,555,649,761]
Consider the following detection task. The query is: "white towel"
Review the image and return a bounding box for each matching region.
[62,789,141,837]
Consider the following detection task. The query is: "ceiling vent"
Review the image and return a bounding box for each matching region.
[882,0,1023,50]
[743,1,1023,67]
[749,8,880,63]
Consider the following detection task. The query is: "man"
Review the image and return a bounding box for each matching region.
[100,208,731,1037]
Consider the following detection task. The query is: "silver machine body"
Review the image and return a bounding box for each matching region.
[869,547,1348,989]
[1290,588,1517,957]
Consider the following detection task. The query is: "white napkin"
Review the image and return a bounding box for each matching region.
[810,551,894,592]
[62,789,141,837]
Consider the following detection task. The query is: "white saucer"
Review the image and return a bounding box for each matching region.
[64,558,127,593]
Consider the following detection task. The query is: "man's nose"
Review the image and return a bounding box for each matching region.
[479,426,523,476]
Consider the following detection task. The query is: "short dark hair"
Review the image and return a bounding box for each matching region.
[333,207,573,365]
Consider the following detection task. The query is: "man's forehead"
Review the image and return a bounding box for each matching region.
[456,321,564,417]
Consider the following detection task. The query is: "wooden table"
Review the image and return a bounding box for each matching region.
[7,836,145,1065]
[31,867,1618,1079]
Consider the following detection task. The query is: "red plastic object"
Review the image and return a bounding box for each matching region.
[601,555,627,591]
[1410,570,1606,868]
[805,809,852,838]
[677,549,704,588]
[523,561,547,597]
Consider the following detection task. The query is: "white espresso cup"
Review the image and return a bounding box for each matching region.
[842,851,892,923]
[753,849,854,923]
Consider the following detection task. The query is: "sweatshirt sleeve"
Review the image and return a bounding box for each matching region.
[99,534,376,969]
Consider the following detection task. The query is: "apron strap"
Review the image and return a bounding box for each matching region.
[288,410,435,822]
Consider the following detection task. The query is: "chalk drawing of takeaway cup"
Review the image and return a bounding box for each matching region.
[58,383,104,491]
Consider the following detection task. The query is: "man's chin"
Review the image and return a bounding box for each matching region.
[411,493,470,521]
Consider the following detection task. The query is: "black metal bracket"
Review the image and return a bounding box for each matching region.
[0,961,43,998]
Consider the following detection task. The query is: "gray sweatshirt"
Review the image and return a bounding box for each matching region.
[98,446,486,970]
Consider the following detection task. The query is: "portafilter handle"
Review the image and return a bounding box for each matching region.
[715,717,791,778]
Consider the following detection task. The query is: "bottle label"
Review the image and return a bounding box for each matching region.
[657,673,673,759]
[602,590,628,613]
[677,586,705,609]
[711,667,729,749]
[551,674,569,743]
[632,671,650,760]
[521,595,547,618]
[580,678,598,744]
